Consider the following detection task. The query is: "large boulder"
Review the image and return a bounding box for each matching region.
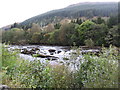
[21,48,36,55]
[48,49,56,52]
[57,51,62,54]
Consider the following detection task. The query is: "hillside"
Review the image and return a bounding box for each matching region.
[19,2,118,28]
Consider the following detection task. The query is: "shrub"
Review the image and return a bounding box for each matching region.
[84,38,94,47]
[77,45,119,88]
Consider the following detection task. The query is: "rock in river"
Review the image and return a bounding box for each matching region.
[48,49,56,52]
[33,54,58,60]
[21,48,36,55]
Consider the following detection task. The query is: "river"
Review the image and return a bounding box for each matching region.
[6,45,100,71]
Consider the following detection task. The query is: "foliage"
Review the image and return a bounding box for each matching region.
[2,17,119,46]
[76,20,95,45]
[85,24,108,46]
[59,23,76,45]
[107,15,118,28]
[84,38,94,47]
[2,28,25,44]
[2,44,119,88]
[105,26,120,46]
[1,45,19,71]
[77,45,119,88]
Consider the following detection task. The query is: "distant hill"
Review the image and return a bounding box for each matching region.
[19,2,118,28]
[1,24,12,30]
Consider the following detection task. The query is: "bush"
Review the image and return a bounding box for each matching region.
[77,45,119,88]
[84,38,94,47]
[2,45,19,72]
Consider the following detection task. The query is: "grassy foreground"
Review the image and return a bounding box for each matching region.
[1,44,119,88]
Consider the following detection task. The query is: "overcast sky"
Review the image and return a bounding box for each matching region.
[0,0,119,27]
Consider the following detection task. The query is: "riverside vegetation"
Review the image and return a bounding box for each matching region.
[1,44,119,88]
[2,16,120,47]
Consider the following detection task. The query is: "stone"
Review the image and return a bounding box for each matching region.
[48,49,56,52]
[57,51,61,54]
[21,49,36,55]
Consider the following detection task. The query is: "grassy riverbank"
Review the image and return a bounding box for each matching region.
[1,44,119,88]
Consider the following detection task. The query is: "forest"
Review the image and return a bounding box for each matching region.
[2,15,120,47]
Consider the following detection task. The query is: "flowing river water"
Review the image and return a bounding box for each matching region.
[6,45,100,71]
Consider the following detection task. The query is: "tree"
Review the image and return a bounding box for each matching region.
[76,20,95,45]
[105,26,119,46]
[107,16,118,28]
[11,22,19,28]
[59,23,76,45]
[31,33,41,44]
[2,28,26,44]
[48,30,60,45]
[54,23,61,29]
[76,18,82,25]
[30,23,41,34]
[85,24,108,46]
[45,24,55,32]
[96,17,105,24]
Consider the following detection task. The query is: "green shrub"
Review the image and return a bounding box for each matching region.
[77,45,119,88]
[2,45,19,71]
[48,64,74,88]
[84,38,94,47]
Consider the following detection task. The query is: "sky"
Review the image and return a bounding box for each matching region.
[0,0,119,27]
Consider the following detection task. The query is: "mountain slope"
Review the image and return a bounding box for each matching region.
[20,2,118,28]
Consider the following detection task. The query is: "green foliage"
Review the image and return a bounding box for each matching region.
[76,20,95,45]
[1,45,19,71]
[105,26,120,46]
[48,30,60,45]
[107,15,118,28]
[76,18,82,25]
[2,44,119,88]
[77,45,119,88]
[79,20,95,31]
[2,28,25,44]
[59,23,76,45]
[1,45,73,88]
[11,60,52,88]
[92,17,105,24]
[84,38,94,47]
[2,19,119,46]
[85,24,108,46]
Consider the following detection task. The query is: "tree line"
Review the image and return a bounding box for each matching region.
[2,16,120,47]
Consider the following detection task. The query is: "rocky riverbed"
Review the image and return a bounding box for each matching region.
[6,45,101,71]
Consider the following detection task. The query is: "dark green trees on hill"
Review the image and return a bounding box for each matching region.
[18,2,118,29]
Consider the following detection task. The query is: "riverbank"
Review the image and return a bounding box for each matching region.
[1,44,119,88]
